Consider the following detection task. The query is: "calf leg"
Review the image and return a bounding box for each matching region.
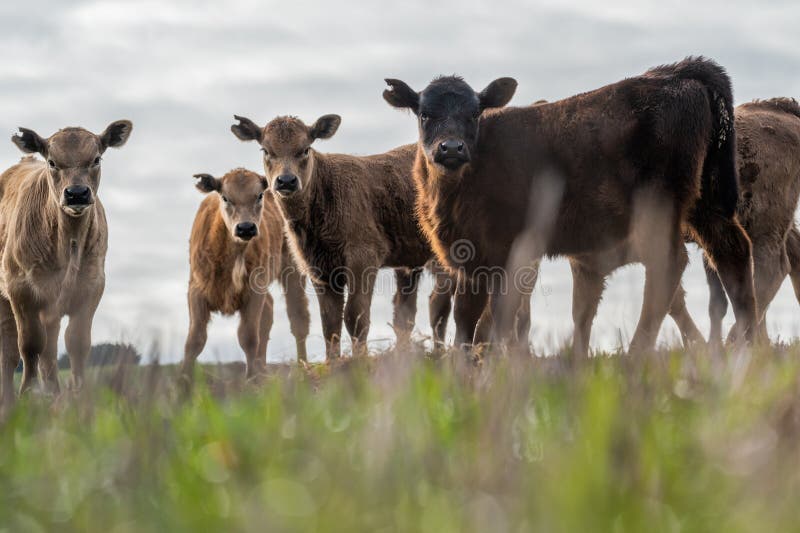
[239,293,266,378]
[690,212,756,343]
[392,267,422,350]
[428,268,454,349]
[570,259,606,358]
[65,290,102,389]
[667,283,705,347]
[629,243,688,353]
[181,288,210,381]
[40,317,61,394]
[454,280,490,348]
[11,295,45,394]
[344,269,377,358]
[628,193,686,354]
[256,293,274,365]
[281,266,310,362]
[473,299,493,346]
[316,283,344,360]
[786,226,800,305]
[0,297,20,408]
[750,239,791,342]
[703,253,728,347]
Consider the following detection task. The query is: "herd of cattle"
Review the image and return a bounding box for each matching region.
[0,56,799,402]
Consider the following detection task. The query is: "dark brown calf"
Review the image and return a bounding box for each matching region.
[230,115,461,358]
[384,57,757,352]
[182,169,309,379]
[517,98,800,355]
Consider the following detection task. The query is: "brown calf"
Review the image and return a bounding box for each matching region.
[0,121,132,405]
[384,57,757,352]
[182,169,310,379]
[668,98,800,345]
[230,115,462,358]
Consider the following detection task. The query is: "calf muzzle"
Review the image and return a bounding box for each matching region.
[274,174,300,196]
[63,185,93,209]
[434,139,470,169]
[235,222,258,240]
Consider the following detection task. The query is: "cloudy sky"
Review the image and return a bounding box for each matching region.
[1,0,798,362]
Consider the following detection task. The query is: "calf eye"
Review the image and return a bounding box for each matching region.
[93,156,102,166]
[420,114,429,123]
[48,159,57,169]
[296,148,309,158]
[257,192,264,201]
[221,195,229,203]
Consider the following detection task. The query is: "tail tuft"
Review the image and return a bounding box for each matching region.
[648,56,738,217]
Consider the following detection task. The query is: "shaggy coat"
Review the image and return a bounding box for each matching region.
[183,169,309,378]
[385,57,757,351]
[0,121,132,405]
[231,115,462,358]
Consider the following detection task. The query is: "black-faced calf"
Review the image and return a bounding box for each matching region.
[384,57,757,352]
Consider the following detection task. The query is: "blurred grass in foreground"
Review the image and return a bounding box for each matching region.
[1,344,799,533]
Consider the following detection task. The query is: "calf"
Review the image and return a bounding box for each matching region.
[520,98,800,354]
[182,169,310,378]
[384,57,757,351]
[230,115,464,358]
[667,98,800,345]
[0,121,132,405]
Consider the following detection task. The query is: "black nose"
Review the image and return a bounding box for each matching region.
[274,174,299,194]
[434,139,470,169]
[64,185,92,205]
[439,139,465,154]
[235,222,258,240]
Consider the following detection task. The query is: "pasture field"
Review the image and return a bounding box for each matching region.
[1,345,799,532]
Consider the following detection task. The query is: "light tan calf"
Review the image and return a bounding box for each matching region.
[0,122,132,405]
[182,169,310,380]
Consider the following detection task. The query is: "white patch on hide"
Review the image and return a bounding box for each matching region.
[232,254,247,293]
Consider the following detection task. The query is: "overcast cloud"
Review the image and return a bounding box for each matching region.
[1,0,798,362]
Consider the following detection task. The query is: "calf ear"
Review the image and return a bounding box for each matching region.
[194,173,221,194]
[479,77,517,110]
[383,79,419,112]
[101,120,133,150]
[231,115,263,142]
[309,114,341,141]
[11,127,47,155]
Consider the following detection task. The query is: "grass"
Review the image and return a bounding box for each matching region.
[1,344,799,532]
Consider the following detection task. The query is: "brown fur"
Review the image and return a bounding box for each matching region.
[0,121,132,406]
[386,57,757,352]
[182,169,309,379]
[666,98,800,345]
[231,115,466,359]
[484,96,800,353]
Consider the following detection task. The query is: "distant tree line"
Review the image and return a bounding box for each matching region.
[15,343,141,372]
